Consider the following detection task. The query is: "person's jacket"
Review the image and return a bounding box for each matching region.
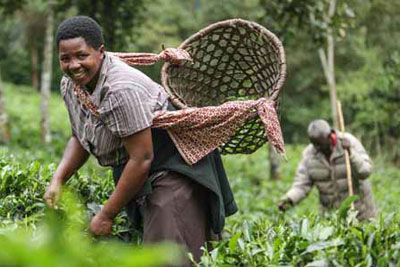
[285,132,376,220]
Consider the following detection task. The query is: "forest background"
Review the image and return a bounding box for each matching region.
[1,0,399,160]
[0,0,399,266]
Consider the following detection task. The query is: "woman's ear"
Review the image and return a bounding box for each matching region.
[99,44,105,57]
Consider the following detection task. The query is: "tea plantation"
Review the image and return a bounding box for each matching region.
[0,83,399,266]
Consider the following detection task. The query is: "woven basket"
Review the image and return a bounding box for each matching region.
[161,18,286,154]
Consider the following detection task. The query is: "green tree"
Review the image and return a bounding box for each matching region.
[0,0,25,15]
[19,0,47,90]
[64,0,145,51]
[0,17,19,142]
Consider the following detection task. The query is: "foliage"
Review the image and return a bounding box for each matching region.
[0,0,25,16]
[2,82,69,158]
[336,20,400,162]
[0,17,32,85]
[198,212,400,266]
[258,0,356,43]
[0,1,399,265]
[60,0,146,51]
[0,84,399,265]
[0,190,182,267]
[0,1,399,162]
[198,148,400,266]
[0,149,132,237]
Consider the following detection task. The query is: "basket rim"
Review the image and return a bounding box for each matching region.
[161,18,286,109]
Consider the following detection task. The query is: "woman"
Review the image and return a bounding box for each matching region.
[44,16,237,264]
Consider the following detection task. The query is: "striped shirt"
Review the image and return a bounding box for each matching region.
[61,52,169,166]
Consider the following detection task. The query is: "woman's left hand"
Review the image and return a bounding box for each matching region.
[89,211,113,236]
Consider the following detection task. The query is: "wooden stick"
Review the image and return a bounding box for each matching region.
[337,101,354,210]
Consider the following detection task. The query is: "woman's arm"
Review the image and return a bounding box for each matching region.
[44,136,90,207]
[89,127,154,236]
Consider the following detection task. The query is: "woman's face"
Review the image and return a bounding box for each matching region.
[58,37,104,89]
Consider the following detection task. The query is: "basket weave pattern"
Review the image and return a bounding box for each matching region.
[161,19,286,154]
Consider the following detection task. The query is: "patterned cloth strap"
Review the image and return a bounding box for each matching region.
[108,48,192,66]
[72,48,191,116]
[153,98,285,165]
[71,48,285,165]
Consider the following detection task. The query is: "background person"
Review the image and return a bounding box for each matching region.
[278,119,376,220]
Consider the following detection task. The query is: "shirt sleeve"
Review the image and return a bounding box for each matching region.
[101,86,154,138]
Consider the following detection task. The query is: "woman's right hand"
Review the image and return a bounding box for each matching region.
[44,180,62,209]
[43,136,90,209]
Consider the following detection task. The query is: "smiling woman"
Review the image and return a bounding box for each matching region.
[58,37,104,90]
[56,17,105,91]
[44,16,237,266]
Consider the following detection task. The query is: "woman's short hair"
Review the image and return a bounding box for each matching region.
[55,16,104,49]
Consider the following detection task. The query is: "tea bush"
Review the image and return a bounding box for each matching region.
[1,83,399,266]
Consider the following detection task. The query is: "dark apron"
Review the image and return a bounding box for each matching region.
[112,102,237,233]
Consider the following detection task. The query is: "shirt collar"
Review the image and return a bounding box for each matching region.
[90,52,112,106]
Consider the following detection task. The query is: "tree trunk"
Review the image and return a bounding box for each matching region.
[30,46,39,90]
[269,143,281,180]
[0,65,10,143]
[40,1,54,144]
[318,0,339,129]
[318,43,338,128]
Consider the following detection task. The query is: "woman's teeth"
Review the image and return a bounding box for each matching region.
[72,71,85,79]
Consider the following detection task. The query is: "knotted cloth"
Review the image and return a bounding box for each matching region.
[108,48,192,66]
[72,48,285,165]
[153,98,284,165]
